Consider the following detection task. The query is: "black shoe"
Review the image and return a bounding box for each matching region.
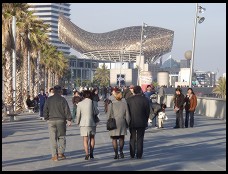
[85,154,90,160]
[114,154,119,159]
[120,152,124,159]
[90,154,94,159]
[173,126,179,129]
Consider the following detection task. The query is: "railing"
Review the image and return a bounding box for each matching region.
[165,94,226,120]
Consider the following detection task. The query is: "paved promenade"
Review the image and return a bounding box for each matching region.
[2,96,226,171]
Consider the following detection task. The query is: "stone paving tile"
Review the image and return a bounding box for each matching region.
[2,96,226,171]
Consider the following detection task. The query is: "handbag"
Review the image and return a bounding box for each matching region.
[92,102,100,123]
[106,103,117,130]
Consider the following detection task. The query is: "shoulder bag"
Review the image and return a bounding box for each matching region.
[106,103,117,130]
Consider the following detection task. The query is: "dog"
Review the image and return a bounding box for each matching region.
[157,111,168,128]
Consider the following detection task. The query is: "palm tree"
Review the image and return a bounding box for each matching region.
[93,64,110,87]
[212,77,226,99]
[2,3,25,107]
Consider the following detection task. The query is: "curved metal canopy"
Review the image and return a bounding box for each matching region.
[58,14,174,63]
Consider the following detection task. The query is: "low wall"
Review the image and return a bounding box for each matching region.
[165,94,226,120]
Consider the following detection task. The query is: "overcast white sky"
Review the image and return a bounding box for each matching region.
[69,3,226,78]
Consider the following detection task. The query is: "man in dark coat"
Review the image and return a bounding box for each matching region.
[173,88,185,128]
[43,85,72,161]
[126,86,150,159]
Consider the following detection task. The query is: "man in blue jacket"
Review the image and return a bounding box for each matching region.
[38,89,47,120]
[126,86,150,159]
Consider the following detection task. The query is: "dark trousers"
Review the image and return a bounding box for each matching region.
[176,110,184,128]
[185,111,194,127]
[39,104,44,117]
[129,127,145,158]
[72,105,77,122]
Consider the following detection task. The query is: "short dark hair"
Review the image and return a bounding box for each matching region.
[82,90,91,99]
[54,85,62,94]
[175,88,182,92]
[49,87,54,92]
[133,86,142,94]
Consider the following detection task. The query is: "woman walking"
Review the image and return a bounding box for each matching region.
[76,90,99,160]
[184,88,197,128]
[106,91,130,159]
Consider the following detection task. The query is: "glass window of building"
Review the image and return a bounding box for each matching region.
[92,62,98,69]
[77,61,84,68]
[76,69,81,78]
[85,61,91,68]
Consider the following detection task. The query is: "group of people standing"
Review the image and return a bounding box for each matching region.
[173,87,197,128]
[42,84,197,162]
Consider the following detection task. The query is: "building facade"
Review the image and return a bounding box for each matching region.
[28,3,71,55]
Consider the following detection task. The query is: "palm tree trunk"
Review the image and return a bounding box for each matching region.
[48,69,52,90]
[55,74,59,85]
[22,46,29,106]
[30,68,35,99]
[15,57,24,112]
[15,32,24,112]
[3,50,13,106]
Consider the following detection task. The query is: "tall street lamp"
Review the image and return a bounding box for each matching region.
[189,3,206,87]
[137,22,147,86]
[12,16,16,112]
[119,47,125,87]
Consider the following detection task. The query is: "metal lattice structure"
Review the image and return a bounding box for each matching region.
[58,14,174,63]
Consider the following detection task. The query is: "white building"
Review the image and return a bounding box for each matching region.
[28,3,71,55]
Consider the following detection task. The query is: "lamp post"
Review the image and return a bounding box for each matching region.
[119,47,125,87]
[28,32,30,93]
[137,22,147,86]
[12,16,16,112]
[189,3,206,87]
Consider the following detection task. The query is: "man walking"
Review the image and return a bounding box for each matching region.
[126,86,150,159]
[43,85,72,161]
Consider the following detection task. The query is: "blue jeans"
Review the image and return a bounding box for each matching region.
[185,110,194,127]
[39,103,44,117]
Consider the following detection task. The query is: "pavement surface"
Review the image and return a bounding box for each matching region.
[2,95,226,171]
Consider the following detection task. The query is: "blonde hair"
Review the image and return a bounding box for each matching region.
[114,91,122,101]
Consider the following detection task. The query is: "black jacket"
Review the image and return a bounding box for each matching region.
[174,93,185,110]
[43,94,72,121]
[126,94,150,128]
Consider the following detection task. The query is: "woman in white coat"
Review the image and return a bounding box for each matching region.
[76,90,99,160]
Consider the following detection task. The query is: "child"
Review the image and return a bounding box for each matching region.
[158,105,168,128]
[148,103,167,128]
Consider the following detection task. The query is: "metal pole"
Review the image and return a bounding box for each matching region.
[119,50,123,87]
[71,66,73,90]
[189,3,198,87]
[12,16,16,112]
[28,32,30,93]
[137,22,144,86]
[81,68,82,86]
[37,51,40,93]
